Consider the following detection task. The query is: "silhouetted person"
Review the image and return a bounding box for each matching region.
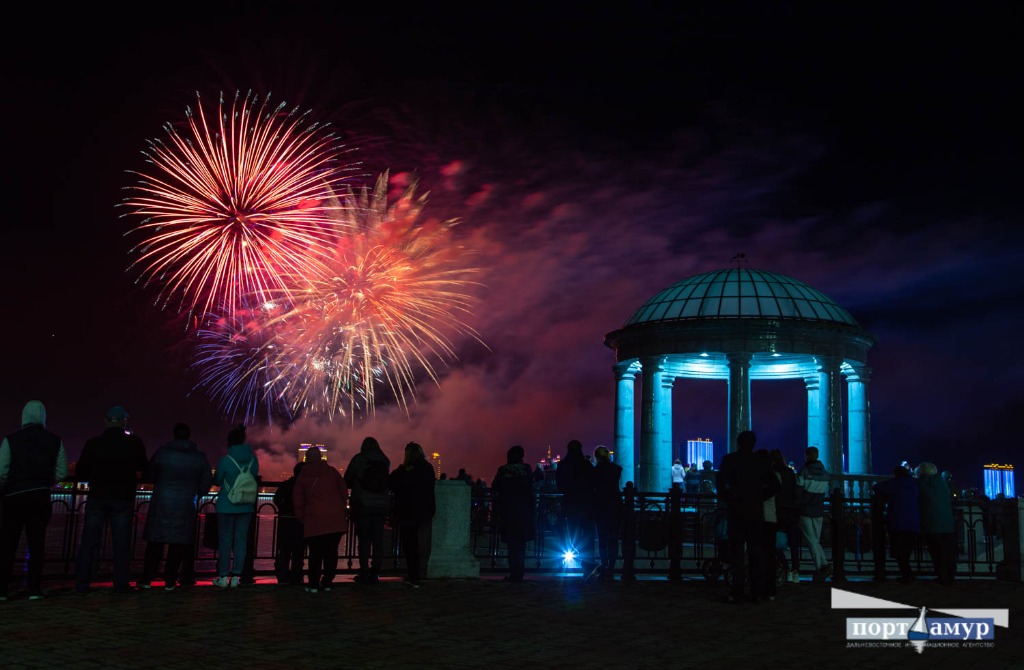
[770,449,801,583]
[344,436,391,585]
[75,406,148,594]
[492,445,535,582]
[294,446,347,593]
[556,439,595,567]
[389,442,436,587]
[796,446,831,581]
[274,462,306,586]
[139,422,212,590]
[873,465,920,583]
[684,463,701,494]
[0,400,67,600]
[716,431,779,603]
[916,461,956,585]
[699,460,716,493]
[592,445,623,582]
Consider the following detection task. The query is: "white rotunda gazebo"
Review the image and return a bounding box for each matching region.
[604,268,876,492]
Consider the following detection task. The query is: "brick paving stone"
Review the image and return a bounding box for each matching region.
[0,576,1020,669]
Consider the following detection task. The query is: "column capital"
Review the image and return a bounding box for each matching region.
[815,355,843,373]
[614,361,638,380]
[726,351,753,365]
[845,363,872,383]
[641,356,667,373]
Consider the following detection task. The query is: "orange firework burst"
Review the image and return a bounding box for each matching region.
[122,90,357,319]
[189,172,483,423]
[262,172,484,420]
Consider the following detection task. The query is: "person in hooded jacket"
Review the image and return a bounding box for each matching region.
[0,400,67,600]
[138,422,212,590]
[212,424,259,588]
[492,445,535,583]
[343,436,391,585]
[294,446,347,593]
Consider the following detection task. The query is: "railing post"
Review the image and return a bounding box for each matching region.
[870,488,887,580]
[668,485,682,581]
[830,487,846,582]
[621,482,636,582]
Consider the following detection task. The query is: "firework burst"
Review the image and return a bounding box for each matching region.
[193,172,484,422]
[122,90,358,319]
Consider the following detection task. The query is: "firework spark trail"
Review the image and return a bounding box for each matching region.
[188,172,484,423]
[191,305,295,423]
[122,90,358,320]
[263,173,483,421]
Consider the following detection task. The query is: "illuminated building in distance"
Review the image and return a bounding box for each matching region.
[299,443,329,464]
[685,439,714,467]
[984,464,1015,499]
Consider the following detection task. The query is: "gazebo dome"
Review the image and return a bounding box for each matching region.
[626,268,860,327]
[604,266,876,488]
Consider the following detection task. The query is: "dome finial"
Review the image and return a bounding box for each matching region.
[729,252,748,266]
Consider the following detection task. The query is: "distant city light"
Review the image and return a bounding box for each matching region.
[983,464,1015,499]
[685,438,713,467]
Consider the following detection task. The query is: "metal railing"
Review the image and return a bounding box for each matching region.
[8,481,1021,582]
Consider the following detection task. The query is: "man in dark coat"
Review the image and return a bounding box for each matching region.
[555,439,595,566]
[591,446,622,581]
[492,445,535,582]
[139,423,212,590]
[716,430,780,603]
[0,400,68,600]
[75,406,149,594]
[273,462,305,586]
[873,465,920,583]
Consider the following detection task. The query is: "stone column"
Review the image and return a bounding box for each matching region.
[816,356,844,474]
[804,375,820,456]
[657,374,676,493]
[427,480,480,578]
[726,352,752,453]
[639,356,666,492]
[846,364,872,474]
[613,362,637,487]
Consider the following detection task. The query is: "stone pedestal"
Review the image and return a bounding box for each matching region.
[427,480,480,578]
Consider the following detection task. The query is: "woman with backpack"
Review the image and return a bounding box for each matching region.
[212,424,260,588]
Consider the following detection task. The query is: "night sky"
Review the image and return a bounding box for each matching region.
[4,4,1022,487]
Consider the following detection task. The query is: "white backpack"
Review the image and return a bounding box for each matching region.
[226,455,258,505]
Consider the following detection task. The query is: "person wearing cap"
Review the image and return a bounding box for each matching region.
[0,400,68,600]
[74,406,149,594]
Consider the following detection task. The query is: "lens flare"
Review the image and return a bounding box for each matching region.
[122,90,356,319]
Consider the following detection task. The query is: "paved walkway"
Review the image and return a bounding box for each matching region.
[2,575,1021,669]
